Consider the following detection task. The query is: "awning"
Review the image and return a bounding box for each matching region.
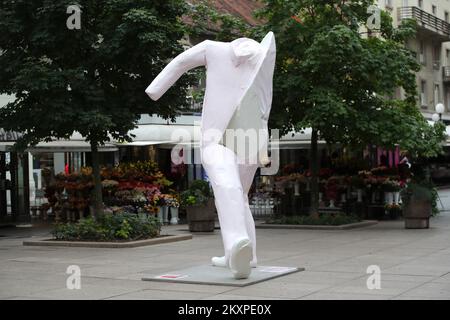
[115,140,174,146]
[0,142,15,152]
[27,140,118,153]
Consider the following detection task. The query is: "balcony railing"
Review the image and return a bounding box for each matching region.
[398,7,450,38]
[444,66,450,83]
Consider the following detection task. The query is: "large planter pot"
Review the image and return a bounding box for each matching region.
[402,199,431,229]
[186,199,216,232]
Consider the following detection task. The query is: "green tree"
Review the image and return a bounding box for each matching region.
[256,0,445,215]
[0,0,190,217]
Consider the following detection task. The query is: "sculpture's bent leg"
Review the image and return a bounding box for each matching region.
[201,143,254,277]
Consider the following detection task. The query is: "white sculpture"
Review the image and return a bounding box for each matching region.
[146,32,276,279]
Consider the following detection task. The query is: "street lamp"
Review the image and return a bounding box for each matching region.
[432,113,440,122]
[433,103,445,122]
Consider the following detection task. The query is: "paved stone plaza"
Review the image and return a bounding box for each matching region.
[1,190,450,300]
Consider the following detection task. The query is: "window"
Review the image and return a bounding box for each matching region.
[446,49,450,65]
[418,0,423,8]
[445,11,449,23]
[433,45,441,69]
[385,0,393,8]
[432,5,437,15]
[402,0,409,7]
[434,84,440,106]
[447,92,450,112]
[419,41,426,65]
[420,80,427,107]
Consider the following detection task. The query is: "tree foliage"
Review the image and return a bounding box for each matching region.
[0,0,191,216]
[0,0,190,148]
[255,0,445,157]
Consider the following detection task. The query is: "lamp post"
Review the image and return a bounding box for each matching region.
[433,103,445,122]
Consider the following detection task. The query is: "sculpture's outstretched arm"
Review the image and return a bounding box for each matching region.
[145,40,208,101]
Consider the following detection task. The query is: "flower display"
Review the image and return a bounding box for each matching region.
[164,194,180,208]
[382,178,402,192]
[44,160,178,220]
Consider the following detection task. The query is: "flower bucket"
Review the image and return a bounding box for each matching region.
[393,192,400,205]
[384,192,393,204]
[156,207,164,224]
[170,207,179,225]
[162,206,169,225]
[357,189,363,203]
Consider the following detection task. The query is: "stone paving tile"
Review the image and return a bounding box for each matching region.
[205,294,288,300]
[92,278,234,295]
[2,191,450,300]
[0,277,66,299]
[323,277,429,296]
[392,295,449,300]
[299,292,395,300]
[222,281,330,299]
[269,270,365,285]
[104,289,212,300]
[393,282,450,299]
[383,263,450,277]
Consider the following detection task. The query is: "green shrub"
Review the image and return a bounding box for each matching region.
[267,213,361,226]
[52,213,161,241]
[180,180,212,206]
[401,181,439,216]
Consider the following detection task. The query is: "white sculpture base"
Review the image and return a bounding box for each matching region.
[142,265,304,287]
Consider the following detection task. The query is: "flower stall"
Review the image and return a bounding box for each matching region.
[253,162,411,221]
[43,160,181,224]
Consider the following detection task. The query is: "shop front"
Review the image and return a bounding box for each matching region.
[0,130,30,224]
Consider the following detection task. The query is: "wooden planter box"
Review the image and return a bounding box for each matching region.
[402,199,431,229]
[186,199,216,232]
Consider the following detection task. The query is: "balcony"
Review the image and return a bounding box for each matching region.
[398,7,450,42]
[444,66,450,84]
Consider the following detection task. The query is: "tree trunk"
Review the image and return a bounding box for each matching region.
[309,128,319,218]
[90,140,103,219]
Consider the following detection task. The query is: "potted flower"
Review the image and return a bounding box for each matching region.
[181,180,216,232]
[349,175,365,202]
[325,177,339,208]
[165,194,180,225]
[382,178,401,204]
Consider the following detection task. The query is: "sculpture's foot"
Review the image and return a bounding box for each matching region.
[211,256,227,267]
[229,238,252,279]
[212,255,257,268]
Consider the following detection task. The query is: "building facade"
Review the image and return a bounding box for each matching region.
[378,0,450,121]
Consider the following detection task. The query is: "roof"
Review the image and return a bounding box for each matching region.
[207,0,264,26]
[187,0,264,26]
